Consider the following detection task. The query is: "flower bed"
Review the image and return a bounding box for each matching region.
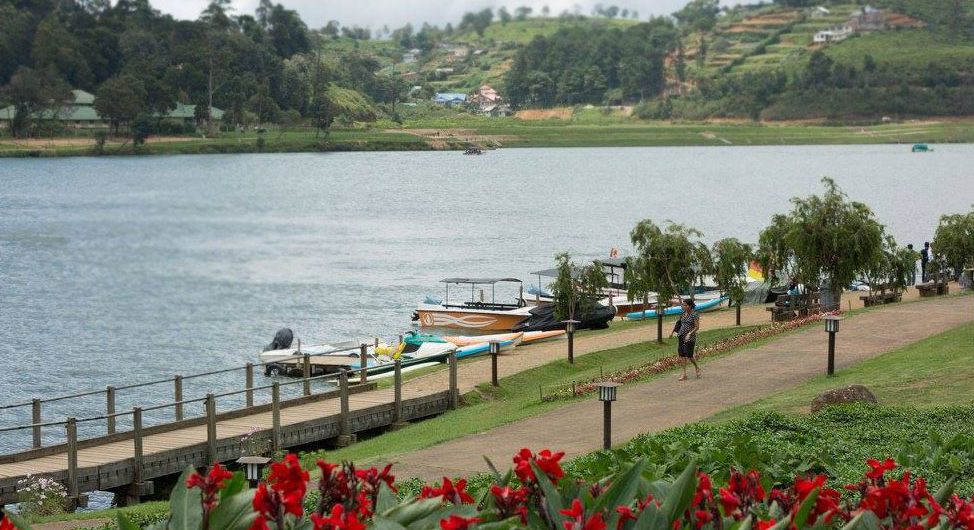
[542,312,837,402]
[5,447,972,530]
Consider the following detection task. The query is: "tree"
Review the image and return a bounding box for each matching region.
[1,67,72,138]
[758,178,885,310]
[94,74,147,134]
[673,0,720,33]
[542,5,551,17]
[712,239,752,326]
[515,6,533,20]
[550,252,608,323]
[932,207,974,281]
[498,7,511,25]
[627,221,702,343]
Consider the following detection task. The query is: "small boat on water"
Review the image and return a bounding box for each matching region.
[912,143,932,153]
[626,296,728,321]
[414,278,533,331]
[464,146,484,155]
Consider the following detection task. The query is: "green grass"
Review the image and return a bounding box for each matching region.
[825,29,974,73]
[709,321,974,423]
[27,500,169,527]
[304,323,760,467]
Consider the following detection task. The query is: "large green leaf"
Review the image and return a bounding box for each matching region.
[3,512,32,530]
[593,459,647,528]
[792,489,820,530]
[371,516,409,530]
[169,465,204,530]
[376,482,399,514]
[840,511,880,530]
[631,499,669,530]
[219,473,247,500]
[381,498,448,526]
[117,513,141,530]
[661,461,698,523]
[530,461,566,528]
[405,505,478,530]
[933,477,956,505]
[207,489,257,530]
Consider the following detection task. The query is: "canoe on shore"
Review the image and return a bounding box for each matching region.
[443,332,524,347]
[521,330,566,344]
[625,296,728,321]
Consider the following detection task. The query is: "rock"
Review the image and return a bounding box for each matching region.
[810,385,877,413]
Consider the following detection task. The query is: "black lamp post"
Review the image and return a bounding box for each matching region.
[563,319,581,364]
[237,456,271,487]
[596,382,620,450]
[489,340,500,387]
[823,315,841,376]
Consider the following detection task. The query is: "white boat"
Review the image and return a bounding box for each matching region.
[259,338,456,377]
[414,278,534,331]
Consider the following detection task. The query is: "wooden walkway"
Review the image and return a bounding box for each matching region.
[0,356,460,506]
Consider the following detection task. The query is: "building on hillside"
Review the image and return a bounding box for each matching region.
[849,6,885,31]
[480,103,513,117]
[468,84,502,111]
[433,93,467,106]
[402,48,421,64]
[810,6,831,18]
[813,24,853,43]
[0,89,223,130]
[434,67,455,76]
[448,46,469,58]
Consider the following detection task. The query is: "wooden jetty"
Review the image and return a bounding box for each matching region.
[0,345,460,506]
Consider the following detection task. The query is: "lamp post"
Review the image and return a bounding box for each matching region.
[596,382,620,450]
[237,456,271,487]
[823,315,841,376]
[489,340,500,387]
[563,319,581,364]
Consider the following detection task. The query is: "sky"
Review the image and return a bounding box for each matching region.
[150,0,724,31]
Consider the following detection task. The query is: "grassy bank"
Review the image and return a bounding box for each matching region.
[2,119,973,158]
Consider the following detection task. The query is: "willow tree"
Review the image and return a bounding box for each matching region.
[712,238,752,325]
[932,207,974,282]
[626,220,702,343]
[758,178,885,310]
[550,252,608,323]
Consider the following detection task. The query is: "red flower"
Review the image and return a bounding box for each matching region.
[187,463,234,511]
[866,459,897,481]
[719,488,742,516]
[694,510,714,528]
[490,485,529,523]
[1,515,14,530]
[439,514,482,530]
[250,483,275,530]
[421,477,475,505]
[756,519,777,530]
[513,448,565,484]
[312,504,366,530]
[268,453,309,517]
[356,464,396,493]
[560,499,607,530]
[616,506,637,530]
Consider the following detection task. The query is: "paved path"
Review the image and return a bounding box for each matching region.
[392,294,973,481]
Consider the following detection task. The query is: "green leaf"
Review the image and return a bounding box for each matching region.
[530,460,566,528]
[632,500,669,530]
[381,498,447,526]
[169,465,204,530]
[484,455,503,483]
[2,512,32,530]
[207,489,257,530]
[766,518,791,530]
[117,513,141,530]
[372,516,409,530]
[933,477,957,505]
[291,519,313,530]
[593,459,647,528]
[840,511,880,530]
[219,472,247,500]
[792,489,820,530]
[728,515,753,530]
[377,482,399,514]
[661,460,698,523]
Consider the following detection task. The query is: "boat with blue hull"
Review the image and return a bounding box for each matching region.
[625,296,729,321]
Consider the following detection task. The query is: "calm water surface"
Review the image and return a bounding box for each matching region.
[0,145,971,452]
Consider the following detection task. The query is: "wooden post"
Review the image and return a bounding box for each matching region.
[32,399,41,449]
[106,386,116,435]
[359,344,368,384]
[374,337,379,348]
[398,334,403,345]
[271,383,281,452]
[339,371,350,435]
[303,354,311,396]
[205,394,217,463]
[174,376,183,422]
[448,350,459,410]
[66,418,78,501]
[132,408,143,483]
[245,363,254,408]
[736,302,742,327]
[393,360,403,424]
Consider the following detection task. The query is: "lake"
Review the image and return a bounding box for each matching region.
[0,145,969,452]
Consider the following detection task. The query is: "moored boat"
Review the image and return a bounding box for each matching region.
[625,296,728,321]
[414,278,533,331]
[443,332,524,347]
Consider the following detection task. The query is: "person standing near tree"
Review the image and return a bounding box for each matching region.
[906,244,918,286]
[670,299,701,381]
[921,242,931,282]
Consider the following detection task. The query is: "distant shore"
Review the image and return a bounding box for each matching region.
[2,119,973,158]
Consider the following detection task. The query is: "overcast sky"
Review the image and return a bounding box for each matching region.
[151,0,727,31]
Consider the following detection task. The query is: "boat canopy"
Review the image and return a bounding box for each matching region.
[440,277,521,284]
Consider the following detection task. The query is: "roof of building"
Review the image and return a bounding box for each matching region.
[434,93,467,102]
[164,103,224,120]
[72,89,95,105]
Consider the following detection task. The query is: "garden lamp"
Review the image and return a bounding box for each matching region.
[563,319,581,364]
[596,382,620,450]
[237,456,271,486]
[823,315,842,376]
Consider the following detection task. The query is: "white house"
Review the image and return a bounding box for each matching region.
[813,24,853,43]
[810,6,831,18]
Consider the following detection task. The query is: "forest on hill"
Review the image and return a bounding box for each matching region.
[2,0,974,140]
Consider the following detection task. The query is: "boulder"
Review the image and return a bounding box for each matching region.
[810,385,877,413]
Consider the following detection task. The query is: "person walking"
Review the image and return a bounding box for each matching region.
[670,299,701,381]
[906,244,917,286]
[921,242,931,282]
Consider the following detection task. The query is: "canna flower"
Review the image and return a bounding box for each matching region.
[490,484,529,523]
[421,477,475,505]
[561,498,607,530]
[186,463,234,511]
[1,515,14,530]
[513,448,565,484]
[865,459,897,481]
[311,504,366,530]
[268,453,309,517]
[439,514,482,530]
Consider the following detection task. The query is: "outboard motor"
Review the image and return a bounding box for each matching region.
[263,328,294,352]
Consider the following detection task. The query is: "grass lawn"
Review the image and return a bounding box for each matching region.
[709,321,974,422]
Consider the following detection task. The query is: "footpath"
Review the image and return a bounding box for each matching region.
[393,294,974,481]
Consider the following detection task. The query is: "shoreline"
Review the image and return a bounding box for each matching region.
[2,120,973,158]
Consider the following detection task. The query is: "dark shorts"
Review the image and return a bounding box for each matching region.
[678,339,696,358]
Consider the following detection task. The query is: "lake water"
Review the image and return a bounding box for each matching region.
[0,145,971,452]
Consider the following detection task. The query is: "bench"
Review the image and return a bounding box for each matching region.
[916,272,950,297]
[859,285,903,307]
[766,292,821,322]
